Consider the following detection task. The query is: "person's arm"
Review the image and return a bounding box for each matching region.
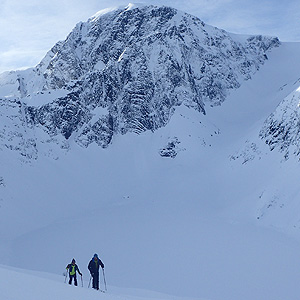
[76,265,82,276]
[99,259,104,269]
[88,261,93,274]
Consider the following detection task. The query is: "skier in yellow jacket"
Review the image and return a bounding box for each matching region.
[66,258,82,286]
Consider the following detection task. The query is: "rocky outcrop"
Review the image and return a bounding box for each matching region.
[260,87,300,159]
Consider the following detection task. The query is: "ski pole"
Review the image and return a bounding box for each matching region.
[81,275,83,287]
[88,275,92,288]
[64,271,68,283]
[102,268,107,292]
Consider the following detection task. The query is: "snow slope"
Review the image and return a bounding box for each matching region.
[2,100,300,300]
[0,265,202,300]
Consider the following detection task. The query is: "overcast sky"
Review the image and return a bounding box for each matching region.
[1,0,299,73]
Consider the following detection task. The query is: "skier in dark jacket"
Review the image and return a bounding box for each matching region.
[66,258,82,286]
[88,253,104,290]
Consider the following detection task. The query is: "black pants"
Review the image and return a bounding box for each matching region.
[69,274,78,286]
[92,272,99,290]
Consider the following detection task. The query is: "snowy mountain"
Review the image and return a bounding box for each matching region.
[0,4,279,155]
[1,4,300,300]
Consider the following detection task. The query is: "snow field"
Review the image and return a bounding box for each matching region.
[0,265,204,300]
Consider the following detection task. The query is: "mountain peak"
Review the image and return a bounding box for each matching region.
[90,3,147,21]
[0,4,279,155]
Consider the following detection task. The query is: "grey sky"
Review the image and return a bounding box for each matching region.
[0,0,299,73]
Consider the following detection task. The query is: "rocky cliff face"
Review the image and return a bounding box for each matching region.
[260,85,300,159]
[0,4,279,157]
